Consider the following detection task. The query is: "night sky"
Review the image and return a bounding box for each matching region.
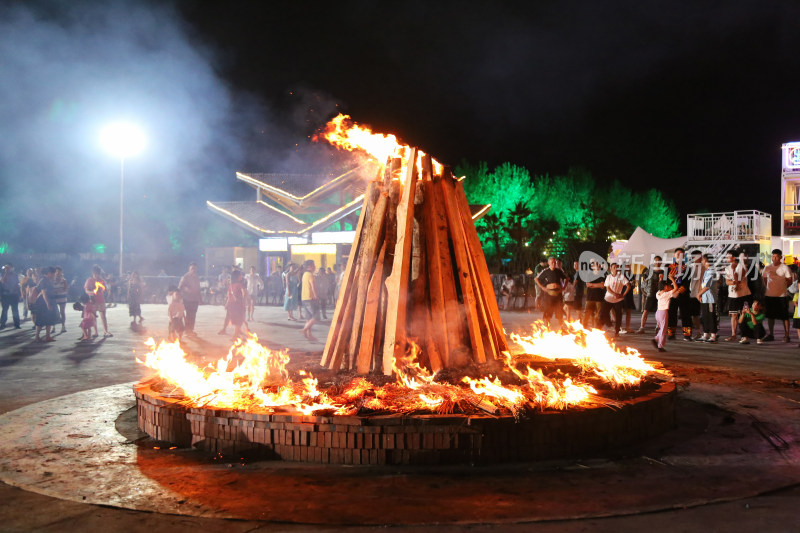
[178,0,800,215]
[3,0,800,255]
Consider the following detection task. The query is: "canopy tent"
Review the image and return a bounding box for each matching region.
[611,227,687,269]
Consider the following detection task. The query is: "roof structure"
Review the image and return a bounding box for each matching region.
[206,201,308,235]
[237,166,368,214]
[209,166,491,239]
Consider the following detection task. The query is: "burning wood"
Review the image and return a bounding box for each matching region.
[134,116,672,423]
[319,118,507,375]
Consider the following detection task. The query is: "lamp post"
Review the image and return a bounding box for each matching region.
[99,123,145,280]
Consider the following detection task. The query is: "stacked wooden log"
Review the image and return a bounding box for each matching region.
[321,148,508,375]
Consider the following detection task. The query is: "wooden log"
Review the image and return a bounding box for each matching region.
[454,181,509,352]
[372,280,388,373]
[439,170,486,364]
[321,182,379,367]
[407,216,442,372]
[427,177,466,363]
[420,180,450,366]
[448,183,498,362]
[356,239,388,373]
[327,261,361,370]
[461,231,500,361]
[422,153,434,181]
[347,191,389,365]
[422,308,443,373]
[471,398,500,416]
[382,148,419,375]
[373,181,401,374]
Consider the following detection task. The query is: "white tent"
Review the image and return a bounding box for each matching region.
[611,227,687,267]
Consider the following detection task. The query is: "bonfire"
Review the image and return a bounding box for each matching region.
[136,115,671,420]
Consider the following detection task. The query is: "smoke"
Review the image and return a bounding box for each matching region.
[0,0,338,256]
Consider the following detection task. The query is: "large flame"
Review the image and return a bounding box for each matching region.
[137,323,669,418]
[316,114,444,181]
[508,321,668,387]
[317,114,402,163]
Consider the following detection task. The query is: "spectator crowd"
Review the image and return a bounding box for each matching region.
[494,247,800,352]
[0,259,345,345]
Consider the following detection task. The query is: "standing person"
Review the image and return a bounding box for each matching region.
[636,256,663,333]
[84,265,112,337]
[535,256,566,330]
[533,259,547,311]
[688,250,704,339]
[651,280,675,352]
[283,264,300,321]
[724,250,751,342]
[599,263,629,337]
[105,273,117,308]
[570,260,585,322]
[34,266,60,342]
[128,271,144,329]
[53,267,68,334]
[792,290,800,348]
[621,264,636,334]
[583,261,606,329]
[179,263,202,336]
[216,266,231,305]
[500,275,515,310]
[326,267,336,307]
[696,254,719,343]
[24,268,40,326]
[20,268,34,322]
[0,263,22,330]
[245,266,264,322]
[315,267,330,320]
[762,249,792,342]
[667,248,693,341]
[222,269,248,339]
[167,289,186,342]
[300,260,320,341]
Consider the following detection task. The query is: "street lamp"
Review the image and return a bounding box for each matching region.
[100,123,146,280]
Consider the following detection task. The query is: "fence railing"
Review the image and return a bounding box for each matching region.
[687,210,771,242]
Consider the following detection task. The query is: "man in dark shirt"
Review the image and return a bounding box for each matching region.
[535,257,567,329]
[583,261,606,329]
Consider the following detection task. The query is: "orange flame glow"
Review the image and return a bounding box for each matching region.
[508,321,668,387]
[316,114,443,183]
[93,280,106,294]
[137,323,669,418]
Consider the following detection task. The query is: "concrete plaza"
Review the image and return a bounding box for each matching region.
[0,303,798,532]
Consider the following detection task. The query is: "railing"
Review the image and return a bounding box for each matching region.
[687,210,771,243]
[782,205,800,236]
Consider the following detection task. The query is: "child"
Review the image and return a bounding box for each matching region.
[224,269,248,340]
[75,294,97,341]
[168,290,186,342]
[738,299,766,344]
[651,280,675,352]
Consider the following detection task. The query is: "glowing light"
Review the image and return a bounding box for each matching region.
[99,122,146,158]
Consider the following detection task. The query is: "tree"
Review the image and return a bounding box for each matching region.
[458,161,682,271]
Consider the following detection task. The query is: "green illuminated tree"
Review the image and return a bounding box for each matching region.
[458,161,681,270]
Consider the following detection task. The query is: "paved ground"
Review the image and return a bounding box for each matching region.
[0,303,798,532]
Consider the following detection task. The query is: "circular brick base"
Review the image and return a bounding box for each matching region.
[135,380,676,465]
